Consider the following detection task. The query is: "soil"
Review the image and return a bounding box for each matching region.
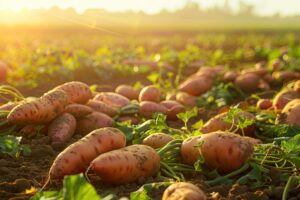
[0,132,299,200]
[0,73,299,200]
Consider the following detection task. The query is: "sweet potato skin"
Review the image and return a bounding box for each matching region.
[139,101,168,118]
[48,113,76,143]
[93,92,130,108]
[276,99,300,126]
[64,104,93,118]
[199,131,254,173]
[90,144,160,185]
[176,92,197,107]
[86,100,118,117]
[7,90,69,125]
[115,85,140,100]
[234,73,261,93]
[142,133,174,149]
[54,81,92,104]
[49,128,126,179]
[162,182,207,200]
[273,90,300,113]
[256,99,273,110]
[76,112,114,135]
[139,85,161,102]
[181,136,202,165]
[179,76,213,96]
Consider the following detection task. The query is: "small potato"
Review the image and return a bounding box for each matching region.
[167,105,185,120]
[276,99,300,126]
[115,85,140,100]
[272,71,300,82]
[179,76,213,96]
[48,113,76,143]
[76,112,113,135]
[256,99,272,110]
[176,92,197,107]
[160,100,185,120]
[139,101,167,118]
[94,92,130,108]
[160,100,182,109]
[64,104,93,118]
[142,133,175,149]
[273,90,300,113]
[241,68,268,77]
[86,100,118,117]
[223,71,238,82]
[162,182,206,200]
[139,85,161,102]
[234,73,261,93]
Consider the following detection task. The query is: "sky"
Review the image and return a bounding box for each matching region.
[0,0,300,16]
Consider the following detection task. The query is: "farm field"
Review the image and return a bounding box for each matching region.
[0,28,300,200]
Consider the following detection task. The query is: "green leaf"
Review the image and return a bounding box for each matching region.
[177,107,198,125]
[31,174,100,200]
[194,156,205,172]
[147,72,160,84]
[63,174,100,200]
[0,135,24,157]
[30,191,62,200]
[192,120,204,130]
[130,182,171,200]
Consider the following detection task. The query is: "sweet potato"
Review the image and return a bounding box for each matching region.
[294,80,300,93]
[76,112,114,135]
[160,100,185,120]
[159,100,178,109]
[48,113,76,143]
[181,132,255,172]
[88,144,160,185]
[241,68,268,77]
[201,111,256,136]
[162,182,207,200]
[64,104,93,118]
[7,89,69,125]
[262,74,273,84]
[176,92,197,107]
[181,136,202,165]
[256,99,273,110]
[275,99,300,126]
[179,76,213,96]
[234,73,261,93]
[94,92,130,108]
[272,70,300,82]
[223,71,238,82]
[86,100,118,117]
[139,85,161,102]
[115,85,140,100]
[54,81,92,104]
[273,90,300,112]
[139,101,168,118]
[167,105,185,120]
[48,128,126,179]
[198,131,254,173]
[142,133,175,149]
